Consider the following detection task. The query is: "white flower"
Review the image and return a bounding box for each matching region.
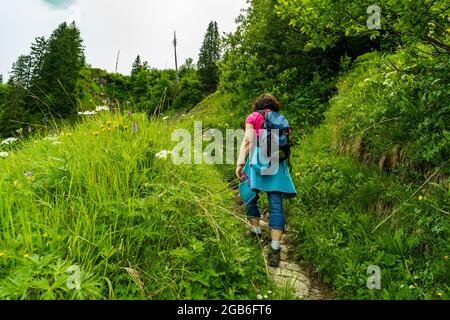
[383,80,393,87]
[364,78,371,83]
[95,106,110,112]
[77,111,97,116]
[1,137,19,145]
[0,151,9,157]
[257,294,263,300]
[162,116,170,120]
[53,141,63,145]
[385,71,396,79]
[44,136,59,142]
[263,295,268,299]
[155,150,173,159]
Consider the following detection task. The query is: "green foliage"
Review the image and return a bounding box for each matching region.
[287,122,449,299]
[275,0,450,53]
[329,50,450,178]
[218,0,369,134]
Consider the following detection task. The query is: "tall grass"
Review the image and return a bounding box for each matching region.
[0,110,268,299]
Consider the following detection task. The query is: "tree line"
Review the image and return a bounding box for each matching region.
[0,20,222,138]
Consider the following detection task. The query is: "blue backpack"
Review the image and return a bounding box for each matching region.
[257,110,292,163]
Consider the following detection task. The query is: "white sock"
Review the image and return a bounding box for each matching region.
[252,226,262,235]
[271,240,280,251]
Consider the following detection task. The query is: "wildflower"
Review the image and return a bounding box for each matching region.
[127,111,131,118]
[267,290,272,294]
[133,122,137,134]
[65,133,73,137]
[0,252,5,257]
[43,233,48,238]
[23,171,34,177]
[43,136,58,142]
[78,111,97,116]
[93,132,100,137]
[1,137,19,145]
[113,124,119,129]
[437,292,443,298]
[444,256,448,261]
[106,121,112,125]
[155,150,173,159]
[107,128,112,132]
[0,152,9,158]
[263,295,268,299]
[16,128,24,135]
[23,253,30,258]
[257,294,263,300]
[230,113,235,116]
[95,106,110,112]
[447,28,450,33]
[53,141,62,145]
[123,125,129,130]
[162,116,169,120]
[295,172,300,177]
[383,80,393,87]
[418,195,424,201]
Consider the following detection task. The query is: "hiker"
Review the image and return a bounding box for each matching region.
[236,93,297,268]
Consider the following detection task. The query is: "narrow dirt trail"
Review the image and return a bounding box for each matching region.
[259,220,331,300]
[232,190,332,300]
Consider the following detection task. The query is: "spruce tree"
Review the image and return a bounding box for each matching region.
[38,22,85,117]
[198,21,221,93]
[10,55,32,88]
[131,55,143,77]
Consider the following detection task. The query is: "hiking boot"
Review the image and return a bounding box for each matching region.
[268,248,281,267]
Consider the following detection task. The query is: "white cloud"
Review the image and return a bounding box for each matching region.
[0,0,248,78]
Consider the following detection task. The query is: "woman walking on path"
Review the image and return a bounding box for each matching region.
[236,94,297,268]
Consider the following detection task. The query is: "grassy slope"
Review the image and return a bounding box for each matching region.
[0,108,273,299]
[287,51,449,300]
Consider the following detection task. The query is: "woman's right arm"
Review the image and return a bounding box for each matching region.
[236,124,255,181]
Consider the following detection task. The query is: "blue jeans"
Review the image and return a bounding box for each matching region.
[246,192,285,231]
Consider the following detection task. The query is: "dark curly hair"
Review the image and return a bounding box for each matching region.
[253,93,281,112]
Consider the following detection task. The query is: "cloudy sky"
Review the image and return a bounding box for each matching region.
[0,0,247,80]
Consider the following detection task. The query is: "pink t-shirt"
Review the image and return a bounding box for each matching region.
[245,109,270,137]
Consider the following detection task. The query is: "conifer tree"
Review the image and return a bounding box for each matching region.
[38,22,85,117]
[198,21,221,93]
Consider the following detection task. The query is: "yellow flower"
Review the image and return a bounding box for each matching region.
[43,233,48,238]
[93,131,100,137]
[107,128,112,132]
[418,195,424,201]
[230,113,235,117]
[106,121,112,125]
[0,252,5,257]
[123,125,129,130]
[65,133,73,137]
[113,125,119,129]
[447,28,450,33]
[437,292,443,298]
[23,253,30,258]
[295,172,300,177]
[444,256,448,261]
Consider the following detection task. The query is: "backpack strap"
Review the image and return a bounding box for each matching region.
[256,110,270,129]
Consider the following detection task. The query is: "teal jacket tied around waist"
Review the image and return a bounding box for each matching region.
[239,146,297,205]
